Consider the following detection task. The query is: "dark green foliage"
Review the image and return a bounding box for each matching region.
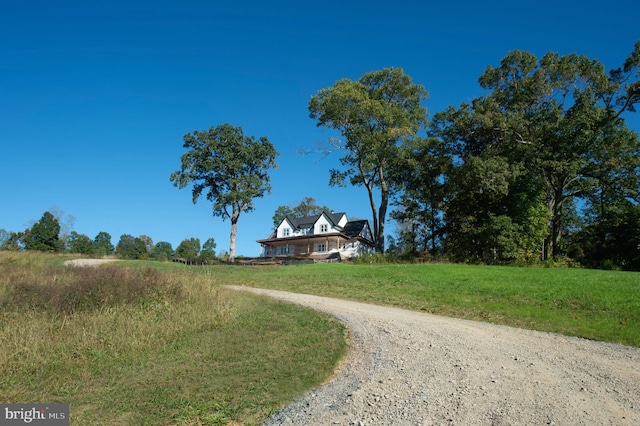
[93,231,114,256]
[272,197,334,227]
[200,238,217,263]
[309,68,429,253]
[67,231,94,254]
[272,205,294,227]
[425,42,640,264]
[0,229,23,251]
[24,211,60,252]
[115,234,148,259]
[152,241,174,262]
[175,237,200,261]
[170,123,278,262]
[391,137,450,256]
[138,235,154,257]
[569,202,640,270]
[1,231,25,251]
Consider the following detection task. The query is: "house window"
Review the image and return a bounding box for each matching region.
[320,224,328,233]
[282,228,290,237]
[279,246,288,255]
[317,243,326,252]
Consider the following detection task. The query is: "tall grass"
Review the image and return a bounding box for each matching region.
[0,252,347,425]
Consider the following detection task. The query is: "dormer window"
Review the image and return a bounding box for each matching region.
[282,228,290,237]
[320,224,328,233]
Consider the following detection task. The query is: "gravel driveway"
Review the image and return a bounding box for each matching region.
[227,286,640,426]
[63,259,121,267]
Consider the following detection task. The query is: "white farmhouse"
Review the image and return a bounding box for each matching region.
[257,212,374,260]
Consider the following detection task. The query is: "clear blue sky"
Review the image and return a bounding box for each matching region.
[1,0,638,256]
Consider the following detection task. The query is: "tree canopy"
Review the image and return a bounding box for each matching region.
[309,68,429,253]
[93,231,114,256]
[170,124,278,262]
[175,237,201,261]
[272,197,334,227]
[3,42,638,270]
[67,231,94,255]
[152,241,174,261]
[425,42,640,264]
[115,234,148,260]
[24,211,60,252]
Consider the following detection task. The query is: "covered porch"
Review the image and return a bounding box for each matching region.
[258,234,350,257]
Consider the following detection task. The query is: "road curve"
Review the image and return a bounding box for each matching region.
[227,285,640,426]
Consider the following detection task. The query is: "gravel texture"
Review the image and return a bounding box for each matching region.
[63,259,121,267]
[227,285,640,426]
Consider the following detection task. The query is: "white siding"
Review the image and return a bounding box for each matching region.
[361,224,373,241]
[314,214,333,234]
[339,240,373,259]
[277,220,294,238]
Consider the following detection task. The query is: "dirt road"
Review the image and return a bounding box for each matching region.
[63,259,121,267]
[228,286,640,426]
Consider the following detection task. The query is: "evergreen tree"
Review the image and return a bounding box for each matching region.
[24,211,60,252]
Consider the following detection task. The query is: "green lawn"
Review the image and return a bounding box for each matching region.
[2,253,638,426]
[195,261,640,347]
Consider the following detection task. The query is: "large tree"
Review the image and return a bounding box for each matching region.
[200,237,217,264]
[170,124,278,262]
[432,42,640,260]
[93,231,114,256]
[115,234,147,259]
[67,231,94,254]
[309,68,428,253]
[175,237,201,261]
[152,241,174,262]
[24,211,61,252]
[391,136,451,257]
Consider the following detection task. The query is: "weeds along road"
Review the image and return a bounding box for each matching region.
[227,285,640,426]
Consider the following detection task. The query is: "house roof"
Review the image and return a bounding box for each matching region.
[285,211,346,231]
[341,219,369,238]
[258,212,374,246]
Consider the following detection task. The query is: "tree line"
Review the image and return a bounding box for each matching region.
[5,43,638,270]
[169,42,639,270]
[0,210,222,263]
[307,42,640,270]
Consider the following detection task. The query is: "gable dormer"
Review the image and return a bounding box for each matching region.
[276,217,295,238]
[312,211,348,234]
[331,212,348,228]
[313,212,332,234]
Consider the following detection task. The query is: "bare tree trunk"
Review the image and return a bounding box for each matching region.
[378,173,389,254]
[363,178,379,253]
[547,185,566,260]
[229,212,239,263]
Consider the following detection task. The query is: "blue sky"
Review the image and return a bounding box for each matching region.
[1,0,638,256]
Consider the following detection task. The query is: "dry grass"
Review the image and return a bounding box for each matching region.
[0,252,347,425]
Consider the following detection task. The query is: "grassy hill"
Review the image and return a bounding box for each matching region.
[215,261,640,347]
[2,252,638,425]
[0,252,346,425]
